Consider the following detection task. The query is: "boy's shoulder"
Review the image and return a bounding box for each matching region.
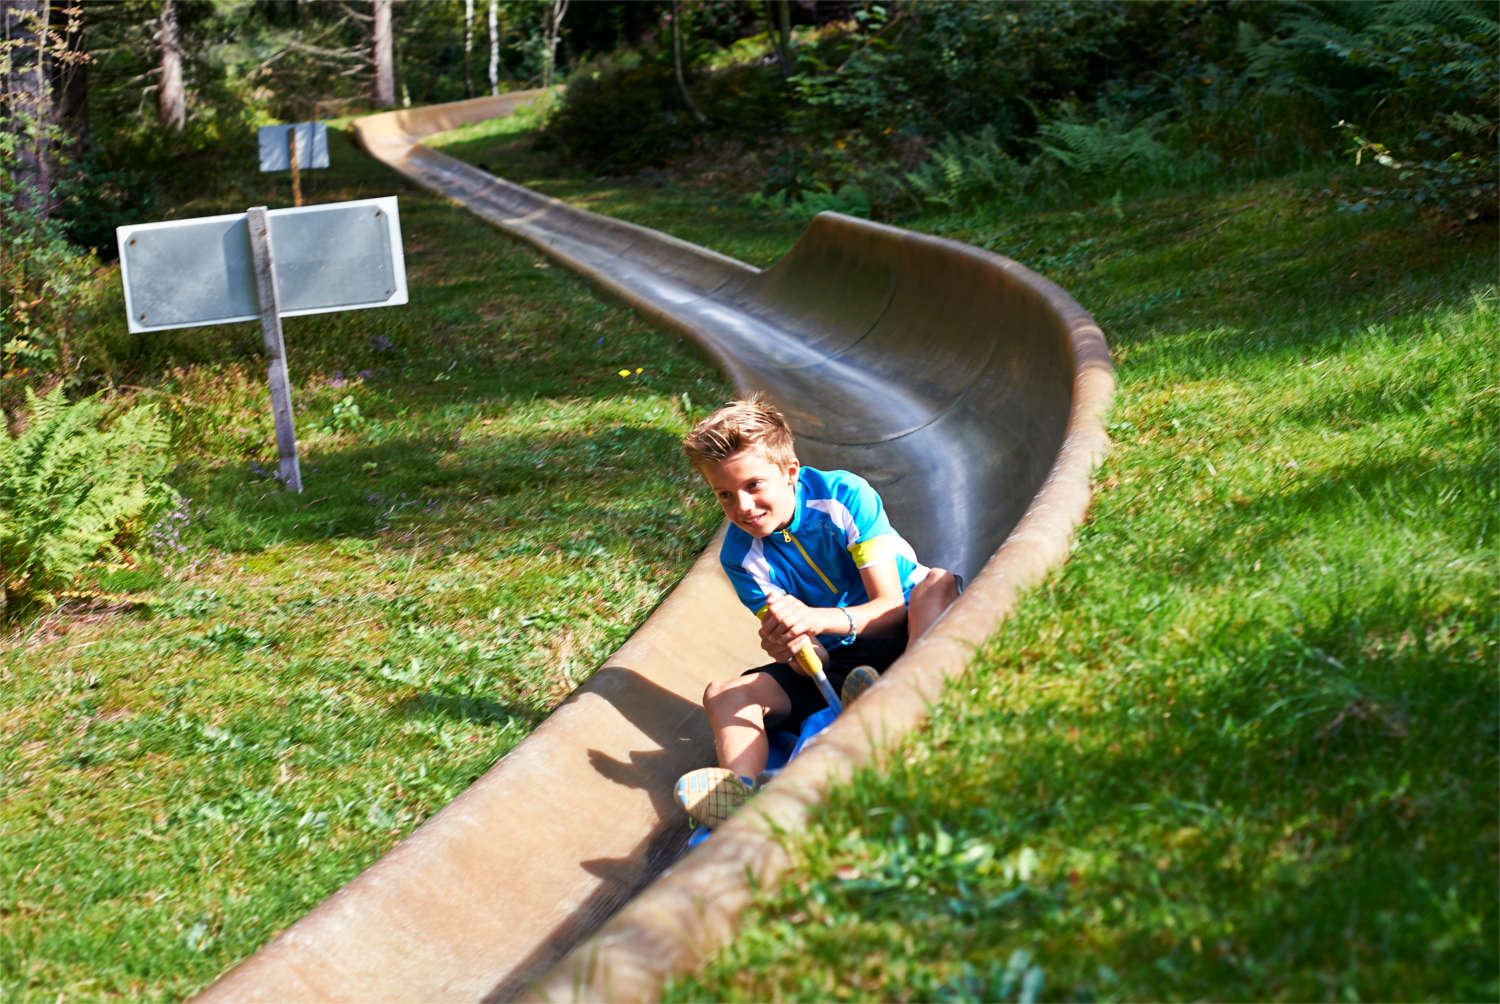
[800,465,875,499]
[800,466,886,518]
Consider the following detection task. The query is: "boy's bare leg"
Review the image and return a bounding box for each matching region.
[703,672,792,780]
[908,567,959,643]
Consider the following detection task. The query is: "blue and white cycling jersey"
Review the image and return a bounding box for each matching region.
[720,466,929,646]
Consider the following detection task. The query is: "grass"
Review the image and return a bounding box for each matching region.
[424,112,1500,1000]
[656,178,1498,1000]
[1,124,732,1000]
[4,103,1495,1002]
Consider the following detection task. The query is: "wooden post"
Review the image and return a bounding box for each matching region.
[246,206,303,492]
[287,129,302,207]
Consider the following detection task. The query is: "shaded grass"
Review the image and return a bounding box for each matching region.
[6,102,1494,1003]
[1,124,732,999]
[659,180,1498,998]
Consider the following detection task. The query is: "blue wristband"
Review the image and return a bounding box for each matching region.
[833,607,857,648]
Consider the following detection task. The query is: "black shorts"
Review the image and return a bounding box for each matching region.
[744,628,909,733]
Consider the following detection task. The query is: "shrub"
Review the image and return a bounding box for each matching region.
[0,386,173,620]
[903,126,1029,212]
[51,148,161,255]
[1030,107,1222,197]
[540,57,695,173]
[1337,121,1498,219]
[1326,2,1498,218]
[902,111,1223,214]
[1235,0,1497,179]
[0,193,115,421]
[749,181,871,223]
[695,60,787,138]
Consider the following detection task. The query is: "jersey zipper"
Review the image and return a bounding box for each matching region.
[780,528,836,594]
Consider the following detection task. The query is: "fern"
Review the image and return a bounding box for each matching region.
[1033,111,1177,185]
[0,385,173,617]
[1375,0,1497,34]
[750,182,871,222]
[904,126,1024,211]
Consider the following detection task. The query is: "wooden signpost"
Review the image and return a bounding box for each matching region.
[245,206,303,490]
[116,196,408,492]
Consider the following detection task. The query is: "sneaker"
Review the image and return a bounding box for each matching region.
[840,665,879,705]
[674,767,753,827]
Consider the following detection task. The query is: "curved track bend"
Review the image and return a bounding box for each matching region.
[194,92,1113,1003]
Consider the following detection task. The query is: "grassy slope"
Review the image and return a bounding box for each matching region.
[0,125,732,1000]
[4,106,1494,1003]
[660,184,1498,999]
[439,113,1498,999]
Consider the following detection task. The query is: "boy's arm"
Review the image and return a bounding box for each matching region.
[759,559,907,664]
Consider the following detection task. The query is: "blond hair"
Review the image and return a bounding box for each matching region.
[683,396,796,470]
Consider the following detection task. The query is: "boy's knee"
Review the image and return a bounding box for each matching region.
[704,671,788,720]
[703,677,735,709]
[704,673,760,710]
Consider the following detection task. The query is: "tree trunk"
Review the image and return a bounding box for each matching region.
[2,0,54,215]
[156,0,184,129]
[48,0,84,143]
[671,0,708,126]
[486,0,498,96]
[762,1,783,75]
[774,0,792,75]
[462,0,473,98]
[542,0,567,89]
[372,0,394,107]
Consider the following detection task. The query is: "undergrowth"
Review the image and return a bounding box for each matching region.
[0,386,173,619]
[0,123,734,1001]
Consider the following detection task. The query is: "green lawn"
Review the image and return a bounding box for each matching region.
[663,182,1499,1000]
[430,111,1500,1002]
[3,109,1495,1003]
[0,124,732,1001]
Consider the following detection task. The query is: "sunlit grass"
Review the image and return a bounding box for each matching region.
[6,106,1494,1003]
[444,113,1498,1001]
[663,182,1498,999]
[1,124,731,1000]
[429,113,802,267]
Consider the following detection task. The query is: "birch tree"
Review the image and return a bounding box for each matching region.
[542,0,567,89]
[372,0,393,106]
[462,0,473,98]
[155,0,183,129]
[486,0,498,96]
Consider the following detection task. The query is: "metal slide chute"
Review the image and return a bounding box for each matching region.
[194,92,1112,1004]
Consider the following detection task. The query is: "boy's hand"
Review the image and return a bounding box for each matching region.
[760,593,820,667]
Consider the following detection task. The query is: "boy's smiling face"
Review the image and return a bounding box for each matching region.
[701,448,800,538]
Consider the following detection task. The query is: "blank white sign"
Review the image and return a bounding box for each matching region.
[258,122,331,171]
[116,196,408,333]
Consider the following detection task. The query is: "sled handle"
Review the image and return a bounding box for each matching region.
[794,642,842,715]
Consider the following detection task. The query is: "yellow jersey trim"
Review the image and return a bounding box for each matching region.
[849,534,898,569]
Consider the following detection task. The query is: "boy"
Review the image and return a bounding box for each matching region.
[674,397,958,827]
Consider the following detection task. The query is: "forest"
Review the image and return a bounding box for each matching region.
[2,2,1496,1000]
[7,1,1496,277]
